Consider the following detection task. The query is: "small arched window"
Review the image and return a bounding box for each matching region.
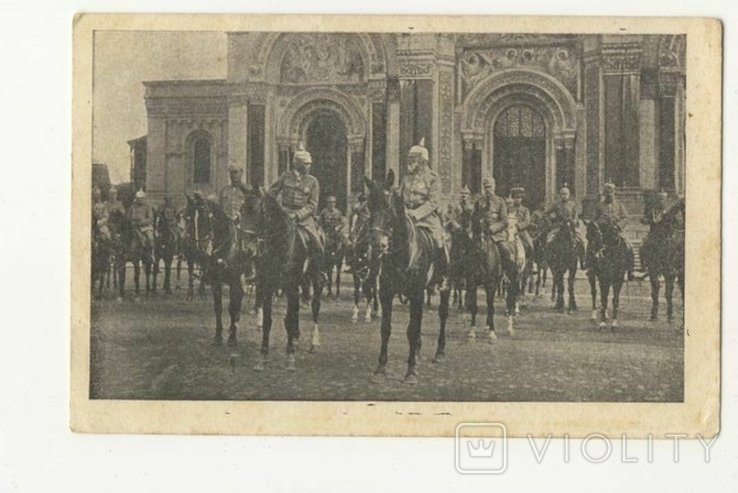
[193,137,211,185]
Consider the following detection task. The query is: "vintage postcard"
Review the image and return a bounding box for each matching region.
[71,14,721,437]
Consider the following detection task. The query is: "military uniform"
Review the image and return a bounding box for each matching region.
[593,189,635,277]
[508,201,533,255]
[128,198,155,255]
[219,184,248,223]
[319,206,349,247]
[448,198,475,237]
[544,198,585,244]
[475,185,516,267]
[157,201,180,239]
[93,200,110,240]
[400,166,446,249]
[269,168,323,253]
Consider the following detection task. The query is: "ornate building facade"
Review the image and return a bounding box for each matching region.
[142,32,685,219]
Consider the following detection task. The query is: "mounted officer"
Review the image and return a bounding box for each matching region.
[400,138,449,291]
[92,187,111,241]
[508,186,534,259]
[318,195,349,250]
[128,190,156,261]
[544,185,586,268]
[269,146,324,274]
[447,185,475,237]
[106,186,126,221]
[477,177,514,266]
[594,180,635,280]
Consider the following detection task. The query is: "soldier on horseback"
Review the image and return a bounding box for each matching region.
[157,196,179,235]
[92,187,111,241]
[593,180,635,281]
[544,185,586,268]
[219,161,257,272]
[106,186,126,221]
[508,186,534,260]
[400,138,449,291]
[128,190,155,262]
[269,147,324,276]
[319,195,349,250]
[448,185,475,236]
[478,177,514,265]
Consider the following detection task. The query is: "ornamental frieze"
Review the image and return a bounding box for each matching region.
[602,45,643,74]
[458,45,579,99]
[398,60,434,79]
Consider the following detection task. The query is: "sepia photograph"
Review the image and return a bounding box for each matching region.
[71,14,721,437]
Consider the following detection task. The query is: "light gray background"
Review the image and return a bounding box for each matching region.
[1,1,735,492]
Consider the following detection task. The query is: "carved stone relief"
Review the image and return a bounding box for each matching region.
[279,33,365,84]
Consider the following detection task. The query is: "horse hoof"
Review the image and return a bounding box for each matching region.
[369,371,386,384]
[591,310,598,322]
[467,328,476,340]
[403,372,418,385]
[116,297,123,303]
[285,355,296,372]
[134,296,141,303]
[598,322,607,330]
[433,353,446,364]
[364,314,372,323]
[212,335,223,346]
[252,361,265,372]
[227,336,237,347]
[488,330,498,343]
[611,319,619,329]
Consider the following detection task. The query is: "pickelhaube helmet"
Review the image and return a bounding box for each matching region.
[603,179,616,191]
[293,143,313,165]
[408,137,429,163]
[460,185,471,195]
[511,186,525,198]
[228,161,242,173]
[482,176,496,188]
[135,190,146,199]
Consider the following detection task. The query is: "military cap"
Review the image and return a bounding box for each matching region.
[603,179,616,190]
[228,161,242,173]
[135,190,146,199]
[482,177,496,187]
[511,186,525,198]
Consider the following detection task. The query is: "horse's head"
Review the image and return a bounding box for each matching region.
[584,220,603,251]
[363,170,399,255]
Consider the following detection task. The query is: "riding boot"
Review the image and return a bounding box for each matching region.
[579,242,587,270]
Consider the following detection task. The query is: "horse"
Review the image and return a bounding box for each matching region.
[91,216,113,298]
[463,200,519,341]
[346,218,380,323]
[186,196,254,346]
[640,198,685,322]
[322,229,346,298]
[545,218,580,313]
[585,219,628,330]
[152,209,179,295]
[252,190,325,372]
[112,212,153,302]
[364,171,451,385]
[180,196,209,301]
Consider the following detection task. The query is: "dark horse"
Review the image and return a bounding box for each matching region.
[347,211,379,323]
[585,219,628,330]
[152,210,179,295]
[322,230,345,298]
[364,171,451,385]
[640,198,685,322]
[181,196,209,300]
[252,191,325,372]
[91,216,113,298]
[462,201,519,341]
[545,219,580,313]
[110,209,153,301]
[186,196,253,346]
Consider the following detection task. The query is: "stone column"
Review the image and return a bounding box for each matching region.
[386,76,401,180]
[582,38,603,215]
[145,115,167,201]
[227,96,248,177]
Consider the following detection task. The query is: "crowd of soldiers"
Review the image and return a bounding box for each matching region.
[94,137,681,286]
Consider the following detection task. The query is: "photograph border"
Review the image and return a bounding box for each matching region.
[71,13,722,437]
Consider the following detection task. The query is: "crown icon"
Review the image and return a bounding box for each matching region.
[467,439,495,458]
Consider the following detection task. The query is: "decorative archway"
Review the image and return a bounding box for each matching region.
[461,69,578,203]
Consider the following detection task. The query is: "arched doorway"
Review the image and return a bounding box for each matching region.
[305,110,349,212]
[492,105,546,210]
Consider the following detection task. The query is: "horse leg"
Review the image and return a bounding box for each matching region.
[145,260,152,296]
[117,261,126,301]
[554,270,565,312]
[310,279,323,352]
[404,290,423,385]
[588,271,598,322]
[506,270,516,336]
[370,284,394,383]
[434,287,450,362]
[227,279,243,347]
[176,256,182,289]
[364,274,375,323]
[283,284,300,371]
[352,273,360,322]
[335,259,342,297]
[599,280,610,330]
[485,283,498,342]
[152,254,159,294]
[465,283,478,340]
[252,287,272,371]
[665,273,675,323]
[649,272,660,320]
[211,283,224,345]
[611,281,622,331]
[133,261,141,300]
[567,264,578,313]
[164,255,172,294]
[186,259,195,301]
